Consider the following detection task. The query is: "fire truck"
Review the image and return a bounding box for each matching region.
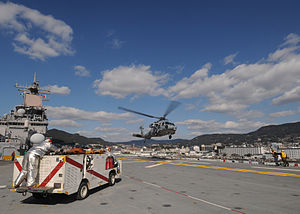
[11,152,122,200]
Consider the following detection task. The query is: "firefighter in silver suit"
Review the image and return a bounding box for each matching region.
[14,134,58,187]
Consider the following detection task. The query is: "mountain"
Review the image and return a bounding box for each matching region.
[46,129,111,146]
[249,122,300,138]
[46,122,300,147]
[189,122,300,146]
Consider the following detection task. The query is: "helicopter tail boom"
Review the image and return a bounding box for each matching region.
[133,133,143,138]
[132,133,151,139]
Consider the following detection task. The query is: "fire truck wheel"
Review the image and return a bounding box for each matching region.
[77,181,89,200]
[109,171,116,186]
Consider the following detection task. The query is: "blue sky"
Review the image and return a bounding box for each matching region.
[1,0,300,142]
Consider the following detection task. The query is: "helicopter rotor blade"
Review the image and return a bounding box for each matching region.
[163,101,181,118]
[118,107,161,119]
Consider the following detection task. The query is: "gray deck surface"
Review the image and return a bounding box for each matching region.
[1,157,300,214]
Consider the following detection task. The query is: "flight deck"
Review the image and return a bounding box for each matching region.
[1,157,300,214]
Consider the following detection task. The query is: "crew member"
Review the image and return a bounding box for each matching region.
[14,134,58,187]
[106,146,118,169]
[281,150,288,167]
[11,151,15,161]
[271,148,279,166]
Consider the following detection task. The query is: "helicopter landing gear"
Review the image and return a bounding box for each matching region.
[169,135,172,139]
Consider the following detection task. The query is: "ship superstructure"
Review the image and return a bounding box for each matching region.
[0,73,50,160]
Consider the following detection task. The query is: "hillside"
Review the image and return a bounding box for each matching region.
[46,129,111,146]
[46,122,300,146]
[189,122,300,146]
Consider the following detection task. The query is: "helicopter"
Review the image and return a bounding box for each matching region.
[118,101,180,141]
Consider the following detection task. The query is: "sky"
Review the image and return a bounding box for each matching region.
[1,0,300,142]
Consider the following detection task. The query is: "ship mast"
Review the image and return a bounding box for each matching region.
[16,73,50,95]
[15,73,50,106]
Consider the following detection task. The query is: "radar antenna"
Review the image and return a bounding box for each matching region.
[15,73,50,96]
[15,73,51,106]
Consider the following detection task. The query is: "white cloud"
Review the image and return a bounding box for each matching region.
[49,85,71,95]
[46,106,132,122]
[169,34,300,114]
[49,119,81,127]
[224,52,238,65]
[280,33,300,47]
[77,127,133,142]
[94,127,127,132]
[125,118,144,124]
[106,30,115,38]
[101,132,133,142]
[185,104,197,111]
[93,64,169,99]
[0,2,74,61]
[272,86,300,105]
[269,110,296,118]
[267,46,299,62]
[202,103,248,113]
[177,119,267,134]
[74,65,90,77]
[105,30,125,49]
[233,110,265,119]
[168,63,213,99]
[168,65,184,74]
[111,39,125,49]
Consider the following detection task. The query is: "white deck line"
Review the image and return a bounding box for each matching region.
[145,163,163,168]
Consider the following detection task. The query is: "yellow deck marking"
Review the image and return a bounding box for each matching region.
[119,157,300,178]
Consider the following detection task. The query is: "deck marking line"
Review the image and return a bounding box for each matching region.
[161,186,189,197]
[121,161,142,164]
[142,181,161,188]
[125,175,246,213]
[184,161,212,165]
[251,166,300,172]
[145,163,163,168]
[0,185,7,189]
[231,209,247,214]
[120,158,300,178]
[129,176,143,182]
[187,195,231,211]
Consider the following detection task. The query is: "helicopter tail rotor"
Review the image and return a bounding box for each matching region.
[139,125,144,135]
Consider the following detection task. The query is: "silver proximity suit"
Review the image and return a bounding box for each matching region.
[14,139,57,187]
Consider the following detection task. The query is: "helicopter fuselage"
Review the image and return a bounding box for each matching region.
[133,120,177,139]
[119,101,180,141]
